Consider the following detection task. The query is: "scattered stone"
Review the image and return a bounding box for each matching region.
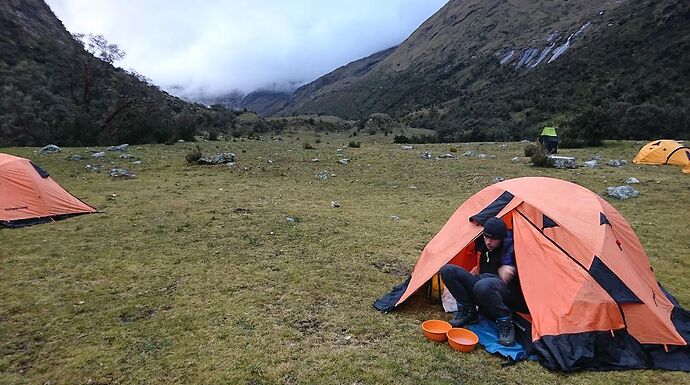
[66,154,83,161]
[330,201,341,208]
[132,160,142,165]
[511,157,520,163]
[311,158,320,162]
[462,150,475,157]
[436,153,457,160]
[177,139,185,143]
[119,153,135,159]
[338,159,350,165]
[109,168,136,178]
[477,153,488,159]
[85,164,101,172]
[549,155,577,169]
[316,171,332,180]
[607,185,639,199]
[40,144,61,154]
[420,151,432,159]
[583,160,598,168]
[625,177,640,184]
[286,217,297,223]
[499,144,509,149]
[401,145,414,150]
[607,159,628,167]
[91,152,106,158]
[408,185,417,189]
[390,215,400,221]
[198,152,236,165]
[591,154,604,161]
[492,177,505,184]
[107,144,129,152]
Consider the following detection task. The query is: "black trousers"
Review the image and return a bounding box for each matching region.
[440,264,526,320]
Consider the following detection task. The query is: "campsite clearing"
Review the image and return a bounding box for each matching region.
[1,136,689,384]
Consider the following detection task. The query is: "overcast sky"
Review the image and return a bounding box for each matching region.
[46,0,448,99]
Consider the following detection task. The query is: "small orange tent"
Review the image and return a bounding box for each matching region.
[374,177,690,371]
[633,139,690,174]
[0,153,96,228]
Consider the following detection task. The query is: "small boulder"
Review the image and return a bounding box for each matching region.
[607,159,628,167]
[420,151,432,160]
[549,155,577,169]
[198,153,236,165]
[40,144,61,154]
[107,144,129,152]
[338,159,350,165]
[607,185,639,199]
[91,152,106,158]
[401,145,414,150]
[436,153,457,160]
[583,160,598,168]
[625,177,640,184]
[462,150,475,157]
[66,154,83,161]
[109,168,136,178]
[330,201,341,208]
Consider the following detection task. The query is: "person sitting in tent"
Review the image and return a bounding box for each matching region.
[439,217,521,346]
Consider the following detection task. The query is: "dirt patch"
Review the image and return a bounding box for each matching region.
[293,318,322,335]
[371,261,410,276]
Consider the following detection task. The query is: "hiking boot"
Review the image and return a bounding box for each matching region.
[450,304,478,328]
[496,316,515,346]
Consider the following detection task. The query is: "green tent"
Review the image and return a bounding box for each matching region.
[540,126,557,137]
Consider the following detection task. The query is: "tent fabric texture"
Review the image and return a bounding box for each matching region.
[373,177,690,372]
[633,140,690,174]
[538,126,558,154]
[0,153,96,228]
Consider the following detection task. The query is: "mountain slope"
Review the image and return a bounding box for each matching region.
[0,0,197,146]
[274,0,690,141]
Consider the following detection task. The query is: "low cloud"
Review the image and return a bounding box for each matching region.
[47,0,447,98]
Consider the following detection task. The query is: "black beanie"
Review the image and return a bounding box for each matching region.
[483,217,507,239]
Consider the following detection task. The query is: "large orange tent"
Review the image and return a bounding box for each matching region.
[0,153,96,228]
[633,139,690,174]
[374,177,690,371]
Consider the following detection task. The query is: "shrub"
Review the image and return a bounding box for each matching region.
[393,135,409,144]
[303,142,315,150]
[530,144,552,167]
[449,146,458,153]
[524,143,538,157]
[185,145,202,164]
[348,141,361,148]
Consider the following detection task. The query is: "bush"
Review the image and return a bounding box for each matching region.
[524,143,538,157]
[348,141,361,148]
[303,142,315,150]
[449,146,458,153]
[393,135,409,144]
[530,144,552,167]
[185,145,202,164]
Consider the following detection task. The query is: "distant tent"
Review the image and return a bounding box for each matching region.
[537,126,558,154]
[633,140,690,174]
[0,153,97,228]
[374,177,690,371]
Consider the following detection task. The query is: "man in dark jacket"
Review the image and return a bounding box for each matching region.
[439,217,521,346]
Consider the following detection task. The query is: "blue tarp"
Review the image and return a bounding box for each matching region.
[466,317,537,361]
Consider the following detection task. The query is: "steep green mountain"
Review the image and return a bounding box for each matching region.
[274,0,690,142]
[0,0,276,146]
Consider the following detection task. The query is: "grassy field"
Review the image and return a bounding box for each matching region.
[2,134,689,384]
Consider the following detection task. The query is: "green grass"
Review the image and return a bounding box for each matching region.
[1,137,689,384]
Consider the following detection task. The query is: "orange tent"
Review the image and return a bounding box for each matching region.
[374,177,690,371]
[0,153,96,228]
[633,139,690,174]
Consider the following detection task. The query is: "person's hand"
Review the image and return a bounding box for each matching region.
[498,265,516,283]
[469,265,479,276]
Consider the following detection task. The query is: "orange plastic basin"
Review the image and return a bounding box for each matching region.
[421,320,452,342]
[446,328,479,352]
